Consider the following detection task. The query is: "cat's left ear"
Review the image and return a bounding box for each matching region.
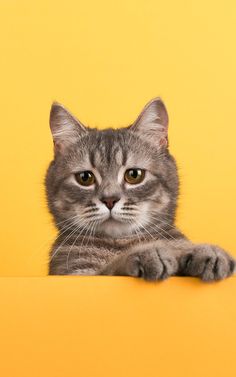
[130,98,169,147]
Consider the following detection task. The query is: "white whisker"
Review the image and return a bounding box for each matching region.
[66,220,92,271]
[50,217,88,262]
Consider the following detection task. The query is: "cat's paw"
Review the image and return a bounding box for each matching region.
[180,244,235,281]
[125,248,178,281]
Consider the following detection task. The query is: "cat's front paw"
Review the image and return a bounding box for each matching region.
[125,248,178,281]
[180,245,235,281]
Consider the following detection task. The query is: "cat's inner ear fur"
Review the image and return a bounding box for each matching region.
[130,98,169,147]
[49,102,87,154]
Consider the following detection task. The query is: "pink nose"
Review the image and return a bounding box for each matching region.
[101,197,120,210]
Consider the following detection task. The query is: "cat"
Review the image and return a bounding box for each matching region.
[46,98,235,281]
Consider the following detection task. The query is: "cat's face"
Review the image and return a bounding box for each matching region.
[46,98,179,238]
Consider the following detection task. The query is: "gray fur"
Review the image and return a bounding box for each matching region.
[45,98,235,281]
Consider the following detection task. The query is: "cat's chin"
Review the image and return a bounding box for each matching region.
[96,218,134,238]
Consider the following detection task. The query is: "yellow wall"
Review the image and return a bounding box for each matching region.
[0,0,235,276]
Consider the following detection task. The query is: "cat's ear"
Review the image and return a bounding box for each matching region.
[49,102,88,154]
[130,98,169,147]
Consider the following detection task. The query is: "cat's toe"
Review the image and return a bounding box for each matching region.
[126,249,177,281]
[155,249,178,280]
[202,250,235,281]
[126,250,161,281]
[180,245,235,281]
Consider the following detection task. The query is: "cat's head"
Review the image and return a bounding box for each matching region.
[45,98,179,238]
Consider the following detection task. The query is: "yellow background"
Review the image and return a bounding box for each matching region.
[1,4,236,377]
[0,0,236,276]
[0,277,236,377]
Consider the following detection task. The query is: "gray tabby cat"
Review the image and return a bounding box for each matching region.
[46,98,235,281]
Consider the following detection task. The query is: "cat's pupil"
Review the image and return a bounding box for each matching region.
[81,172,90,181]
[130,169,138,178]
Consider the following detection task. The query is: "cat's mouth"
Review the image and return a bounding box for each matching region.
[94,208,133,227]
[103,211,131,224]
[104,214,123,223]
[97,214,134,237]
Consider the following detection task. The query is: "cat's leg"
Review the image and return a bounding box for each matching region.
[99,240,235,282]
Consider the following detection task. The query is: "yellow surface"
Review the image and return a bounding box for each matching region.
[0,1,236,276]
[0,277,235,377]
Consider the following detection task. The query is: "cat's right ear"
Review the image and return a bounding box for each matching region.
[49,102,87,154]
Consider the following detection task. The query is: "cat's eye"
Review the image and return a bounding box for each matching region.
[75,171,95,186]
[124,169,145,184]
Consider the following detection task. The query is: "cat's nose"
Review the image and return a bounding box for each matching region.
[100,196,120,210]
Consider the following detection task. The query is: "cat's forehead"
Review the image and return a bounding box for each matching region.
[77,129,154,171]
